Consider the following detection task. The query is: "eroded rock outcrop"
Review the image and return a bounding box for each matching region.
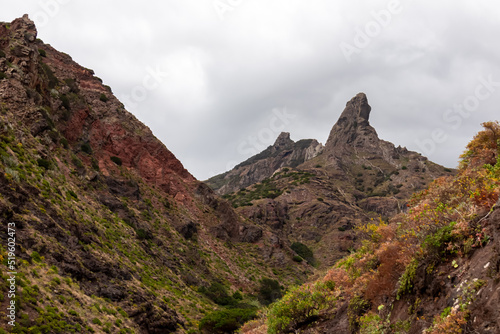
[206,132,323,194]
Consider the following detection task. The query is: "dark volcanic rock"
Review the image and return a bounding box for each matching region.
[176,221,198,239]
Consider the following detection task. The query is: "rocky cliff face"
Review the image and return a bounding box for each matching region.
[0,16,312,333]
[206,132,323,194]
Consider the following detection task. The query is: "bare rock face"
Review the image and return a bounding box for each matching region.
[325,92,378,152]
[206,132,324,194]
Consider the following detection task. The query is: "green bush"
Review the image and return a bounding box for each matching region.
[396,258,418,300]
[358,312,390,334]
[100,93,109,102]
[91,158,100,171]
[72,156,83,168]
[267,282,336,334]
[37,158,51,170]
[64,78,79,93]
[291,242,315,265]
[81,143,92,154]
[0,50,5,58]
[60,94,70,110]
[423,221,458,257]
[31,251,42,263]
[38,49,47,57]
[232,291,243,301]
[41,62,59,89]
[110,156,122,166]
[348,295,370,331]
[67,190,78,200]
[0,71,6,80]
[200,282,236,306]
[199,308,257,333]
[258,278,282,306]
[293,255,303,263]
[136,228,151,240]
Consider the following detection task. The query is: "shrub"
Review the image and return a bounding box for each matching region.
[41,62,59,88]
[92,318,102,325]
[67,190,78,200]
[60,94,70,110]
[136,228,152,240]
[110,156,122,166]
[200,282,236,306]
[72,156,84,168]
[423,221,457,257]
[64,78,79,93]
[291,242,315,265]
[396,258,418,299]
[0,71,6,80]
[348,295,371,331]
[267,282,336,334]
[31,251,42,263]
[232,291,243,301]
[293,255,303,263]
[100,93,109,102]
[81,143,92,154]
[258,278,282,306]
[37,158,51,169]
[358,312,390,334]
[91,158,100,171]
[38,49,47,57]
[199,308,257,333]
[0,50,5,58]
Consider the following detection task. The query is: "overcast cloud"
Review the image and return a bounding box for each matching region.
[2,1,500,179]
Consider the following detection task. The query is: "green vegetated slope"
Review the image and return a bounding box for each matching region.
[0,16,314,334]
[240,121,500,334]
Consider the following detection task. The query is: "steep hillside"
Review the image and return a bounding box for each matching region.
[206,132,323,195]
[241,121,500,334]
[0,15,313,333]
[218,93,452,269]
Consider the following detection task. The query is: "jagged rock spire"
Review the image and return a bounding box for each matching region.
[325,93,379,152]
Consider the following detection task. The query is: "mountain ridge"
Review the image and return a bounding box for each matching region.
[212,92,453,270]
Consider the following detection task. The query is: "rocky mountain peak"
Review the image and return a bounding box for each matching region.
[273,131,293,149]
[12,14,36,34]
[325,92,379,152]
[342,92,371,123]
[206,131,323,194]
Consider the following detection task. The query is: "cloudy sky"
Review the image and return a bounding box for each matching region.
[3,1,500,179]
